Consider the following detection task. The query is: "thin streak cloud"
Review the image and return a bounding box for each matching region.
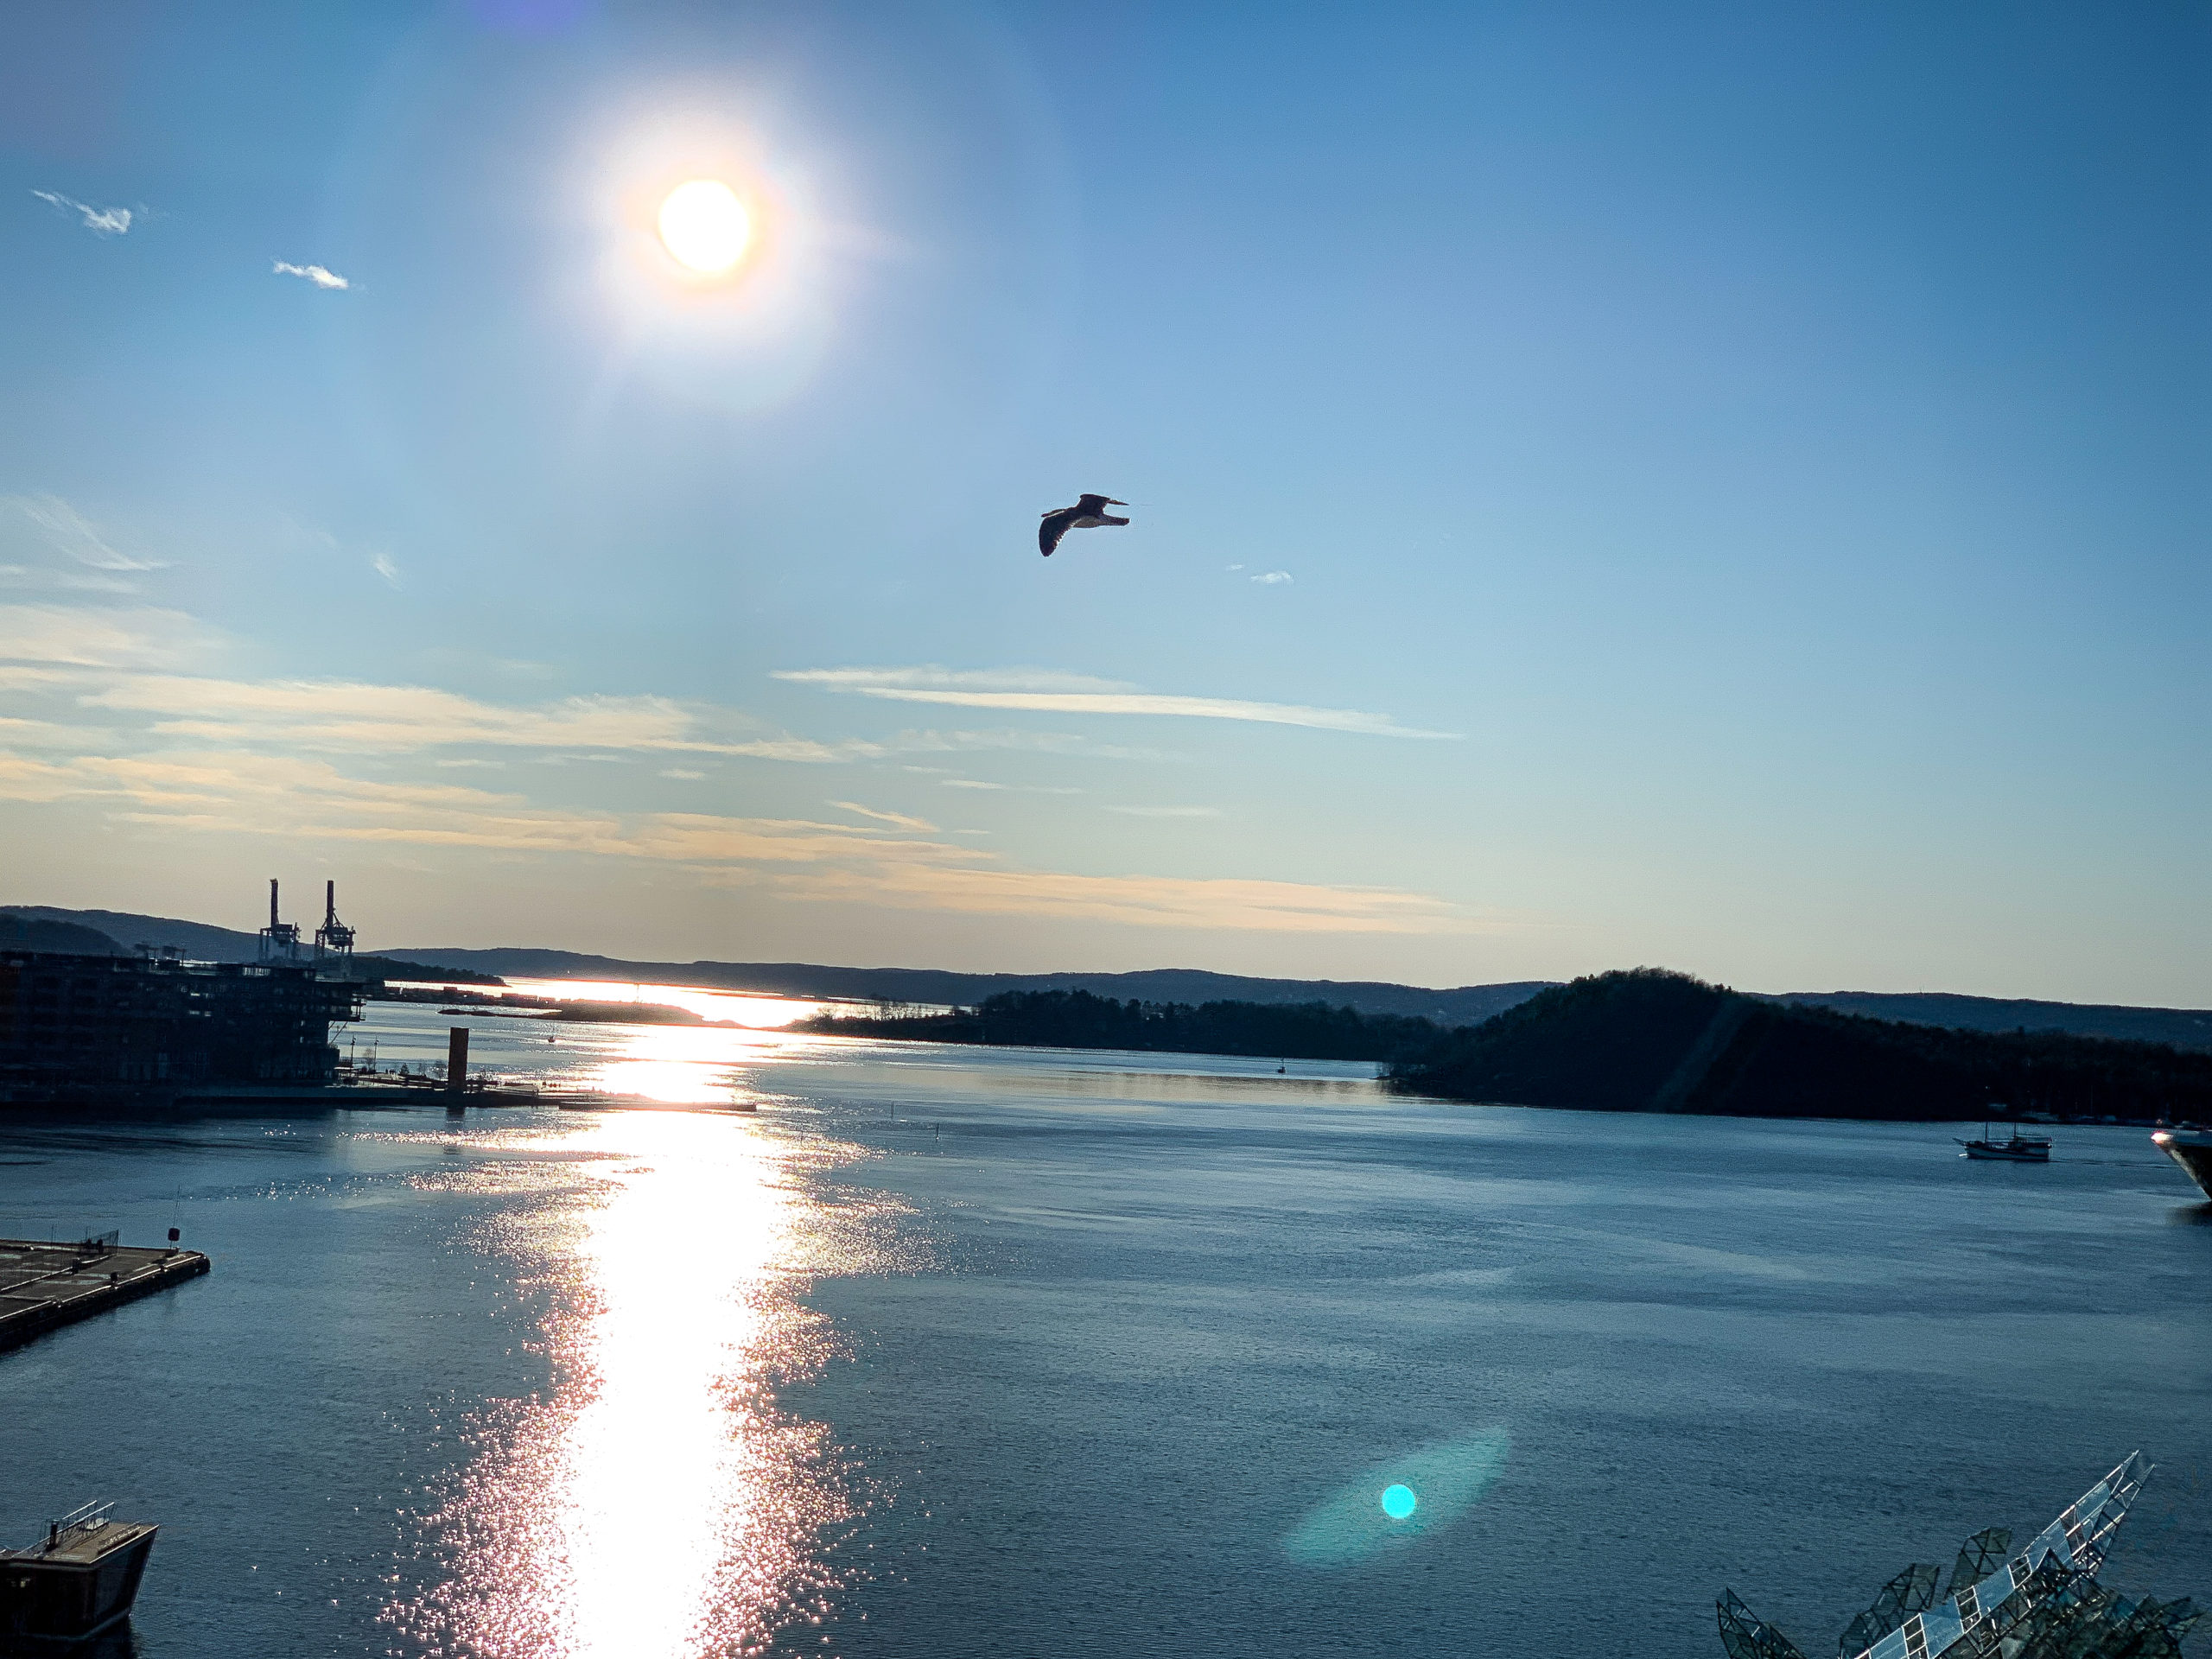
[0,605,217,670]
[60,671,880,761]
[939,779,1082,794]
[784,666,1459,740]
[31,190,131,235]
[779,665,1133,694]
[3,494,162,575]
[829,800,938,831]
[274,260,350,289]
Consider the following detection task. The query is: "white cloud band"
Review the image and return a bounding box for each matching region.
[777,666,1458,740]
[273,261,349,289]
[0,750,1468,936]
[32,190,130,235]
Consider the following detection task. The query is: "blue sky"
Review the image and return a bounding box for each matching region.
[2,1,2205,1001]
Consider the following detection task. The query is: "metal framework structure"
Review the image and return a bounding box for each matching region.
[314,879,355,969]
[257,877,302,964]
[1719,1456,2199,1659]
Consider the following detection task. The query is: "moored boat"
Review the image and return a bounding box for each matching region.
[2151,1125,2212,1199]
[1957,1124,2052,1162]
[0,1504,157,1648]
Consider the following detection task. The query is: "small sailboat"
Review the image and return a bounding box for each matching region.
[1958,1119,2052,1162]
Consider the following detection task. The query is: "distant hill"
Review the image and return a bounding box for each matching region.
[12,906,2212,1054]
[374,948,2212,1052]
[0,914,124,956]
[1392,969,2212,1122]
[1770,989,2212,1053]
[0,907,499,982]
[372,948,1556,1025]
[2,906,263,961]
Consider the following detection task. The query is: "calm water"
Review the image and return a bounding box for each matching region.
[3,995,2208,1658]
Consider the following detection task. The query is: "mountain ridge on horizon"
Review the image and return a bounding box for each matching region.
[6,904,2210,1052]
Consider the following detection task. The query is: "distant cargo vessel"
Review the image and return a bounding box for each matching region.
[2152,1126,2212,1199]
[0,1503,157,1647]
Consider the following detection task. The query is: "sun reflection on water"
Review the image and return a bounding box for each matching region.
[503,979,826,1030]
[588,1023,800,1107]
[387,1111,873,1656]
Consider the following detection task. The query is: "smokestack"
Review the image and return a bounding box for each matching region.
[270,878,280,930]
[326,880,337,928]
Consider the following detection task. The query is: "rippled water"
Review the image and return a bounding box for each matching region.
[2,995,2207,1658]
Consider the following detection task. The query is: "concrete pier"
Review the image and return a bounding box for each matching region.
[0,1238,210,1353]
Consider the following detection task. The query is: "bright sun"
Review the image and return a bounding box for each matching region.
[658,179,751,276]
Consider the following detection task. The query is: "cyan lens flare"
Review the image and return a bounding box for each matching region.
[1283,1428,1509,1565]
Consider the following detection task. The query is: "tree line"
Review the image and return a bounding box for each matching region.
[802,988,1443,1063]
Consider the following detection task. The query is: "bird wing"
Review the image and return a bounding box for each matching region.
[1074,493,1109,513]
[1039,506,1079,556]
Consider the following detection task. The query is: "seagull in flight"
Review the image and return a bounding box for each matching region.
[1039,493,1129,557]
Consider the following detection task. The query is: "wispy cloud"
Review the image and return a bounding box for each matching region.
[661,768,706,780]
[0,715,115,749]
[32,190,130,235]
[0,496,163,594]
[829,800,938,831]
[893,728,1185,763]
[273,261,349,289]
[370,552,400,588]
[0,750,1465,935]
[0,564,136,595]
[64,673,887,761]
[1109,805,1224,818]
[1250,570,1293,585]
[0,605,217,670]
[780,665,1133,695]
[939,779,1082,795]
[780,665,1459,740]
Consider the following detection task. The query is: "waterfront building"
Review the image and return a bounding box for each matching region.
[0,950,360,1104]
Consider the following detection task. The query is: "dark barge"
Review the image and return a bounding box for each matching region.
[0,1504,157,1649]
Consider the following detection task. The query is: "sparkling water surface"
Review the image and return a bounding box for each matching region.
[3,995,2207,1658]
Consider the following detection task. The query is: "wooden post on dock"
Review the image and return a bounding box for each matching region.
[447,1026,469,1103]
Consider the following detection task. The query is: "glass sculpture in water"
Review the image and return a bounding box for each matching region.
[1718,1453,2200,1659]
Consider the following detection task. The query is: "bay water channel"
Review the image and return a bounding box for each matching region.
[2,983,2208,1658]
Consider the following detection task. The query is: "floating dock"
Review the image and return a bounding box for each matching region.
[0,1237,209,1354]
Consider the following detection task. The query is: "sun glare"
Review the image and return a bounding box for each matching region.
[658,178,752,275]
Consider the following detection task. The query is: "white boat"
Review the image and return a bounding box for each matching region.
[2151,1124,2212,1198]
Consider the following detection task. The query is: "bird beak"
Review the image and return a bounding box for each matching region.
[1106,499,1128,505]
